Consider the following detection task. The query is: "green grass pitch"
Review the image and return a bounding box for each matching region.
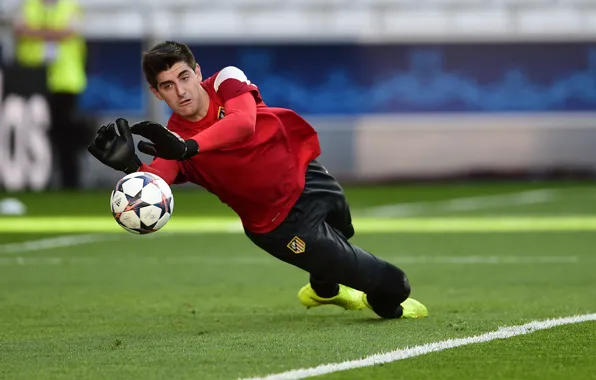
[0,181,595,379]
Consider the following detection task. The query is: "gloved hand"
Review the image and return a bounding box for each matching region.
[87,118,141,174]
[130,121,199,160]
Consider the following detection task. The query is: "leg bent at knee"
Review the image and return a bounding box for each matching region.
[365,262,412,319]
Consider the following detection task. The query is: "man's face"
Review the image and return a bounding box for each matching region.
[151,62,203,119]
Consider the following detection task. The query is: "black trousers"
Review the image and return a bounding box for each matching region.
[48,92,83,189]
[245,160,411,318]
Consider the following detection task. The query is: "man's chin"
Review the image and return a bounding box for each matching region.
[176,107,194,117]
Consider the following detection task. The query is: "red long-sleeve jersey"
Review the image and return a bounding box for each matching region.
[139,66,321,233]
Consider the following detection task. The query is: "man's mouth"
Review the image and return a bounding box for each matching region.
[179,99,191,107]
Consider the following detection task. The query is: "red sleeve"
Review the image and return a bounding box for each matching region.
[190,92,257,152]
[138,158,186,185]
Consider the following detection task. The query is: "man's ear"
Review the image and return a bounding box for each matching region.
[150,86,163,100]
[195,63,202,82]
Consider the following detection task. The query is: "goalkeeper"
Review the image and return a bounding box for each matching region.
[88,41,428,319]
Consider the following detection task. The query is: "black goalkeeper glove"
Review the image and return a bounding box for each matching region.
[130,121,199,161]
[87,118,141,174]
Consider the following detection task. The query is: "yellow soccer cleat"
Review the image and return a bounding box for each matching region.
[399,298,429,319]
[363,295,429,319]
[298,283,367,311]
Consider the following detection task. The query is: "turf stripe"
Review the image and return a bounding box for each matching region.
[241,313,596,380]
[1,216,596,233]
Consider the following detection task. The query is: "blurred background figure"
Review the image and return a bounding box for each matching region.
[13,0,87,189]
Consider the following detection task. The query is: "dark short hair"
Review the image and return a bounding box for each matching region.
[142,41,197,88]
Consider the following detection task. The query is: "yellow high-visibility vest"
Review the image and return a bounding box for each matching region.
[16,0,87,94]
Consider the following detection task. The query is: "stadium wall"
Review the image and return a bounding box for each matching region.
[3,40,596,190]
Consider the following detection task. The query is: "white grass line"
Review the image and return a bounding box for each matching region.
[241,313,596,380]
[0,255,581,266]
[364,190,558,218]
[0,234,118,255]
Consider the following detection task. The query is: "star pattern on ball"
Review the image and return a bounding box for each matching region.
[110,172,174,234]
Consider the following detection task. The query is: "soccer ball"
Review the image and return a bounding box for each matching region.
[110,172,174,234]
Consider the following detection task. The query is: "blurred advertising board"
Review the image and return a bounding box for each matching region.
[0,65,52,191]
